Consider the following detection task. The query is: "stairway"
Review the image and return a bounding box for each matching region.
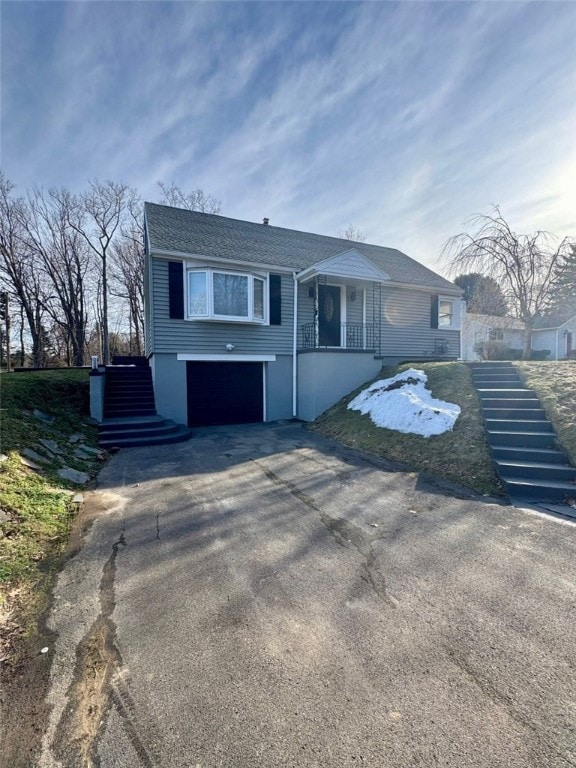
[470,362,576,505]
[99,362,193,448]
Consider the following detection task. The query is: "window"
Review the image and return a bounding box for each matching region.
[435,296,460,330]
[438,299,454,327]
[489,329,504,341]
[187,268,267,323]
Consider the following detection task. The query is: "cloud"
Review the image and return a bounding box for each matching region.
[2,1,575,273]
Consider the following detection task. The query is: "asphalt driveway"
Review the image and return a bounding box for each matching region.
[40,422,576,767]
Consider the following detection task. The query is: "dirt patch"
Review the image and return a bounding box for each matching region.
[0,491,104,768]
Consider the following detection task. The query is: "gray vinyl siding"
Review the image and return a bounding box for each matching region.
[297,282,315,327]
[346,288,364,326]
[151,256,294,355]
[366,286,460,358]
[144,252,153,357]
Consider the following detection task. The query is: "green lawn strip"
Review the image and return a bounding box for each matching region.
[515,361,576,465]
[0,370,101,613]
[310,361,504,497]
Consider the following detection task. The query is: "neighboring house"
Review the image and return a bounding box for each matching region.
[143,203,462,425]
[461,312,525,361]
[531,312,576,361]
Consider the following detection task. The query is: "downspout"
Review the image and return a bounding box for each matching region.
[292,272,298,418]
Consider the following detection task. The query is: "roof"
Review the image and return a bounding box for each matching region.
[144,203,458,292]
[465,313,525,330]
[533,312,576,330]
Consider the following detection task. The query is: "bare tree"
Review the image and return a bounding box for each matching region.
[21,187,91,366]
[158,181,221,214]
[67,180,133,364]
[110,238,144,354]
[0,174,46,366]
[443,207,574,359]
[338,225,367,242]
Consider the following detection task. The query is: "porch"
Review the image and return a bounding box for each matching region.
[299,321,377,351]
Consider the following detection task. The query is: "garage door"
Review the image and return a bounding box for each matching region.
[186,361,264,427]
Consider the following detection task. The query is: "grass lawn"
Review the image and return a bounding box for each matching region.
[516,361,576,465]
[310,362,504,497]
[0,369,102,659]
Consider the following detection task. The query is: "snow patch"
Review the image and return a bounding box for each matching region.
[347,368,460,437]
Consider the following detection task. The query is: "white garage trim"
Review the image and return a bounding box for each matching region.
[177,353,277,362]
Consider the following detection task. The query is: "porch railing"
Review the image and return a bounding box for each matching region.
[299,322,376,350]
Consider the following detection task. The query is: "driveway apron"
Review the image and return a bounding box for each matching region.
[40,423,576,768]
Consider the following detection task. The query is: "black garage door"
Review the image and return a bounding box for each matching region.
[186,362,263,427]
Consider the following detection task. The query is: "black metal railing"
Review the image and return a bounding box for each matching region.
[299,323,376,350]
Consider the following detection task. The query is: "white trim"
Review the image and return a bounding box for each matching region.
[438,295,460,330]
[177,354,277,362]
[296,249,390,282]
[152,250,462,295]
[152,248,294,274]
[185,267,268,324]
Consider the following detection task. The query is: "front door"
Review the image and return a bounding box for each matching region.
[318,285,341,346]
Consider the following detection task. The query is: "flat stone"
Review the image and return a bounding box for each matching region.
[20,456,43,471]
[21,448,51,465]
[0,508,11,522]
[0,454,8,463]
[68,433,87,444]
[71,493,84,504]
[33,409,55,424]
[58,467,90,485]
[39,438,64,455]
[73,448,91,461]
[74,445,102,456]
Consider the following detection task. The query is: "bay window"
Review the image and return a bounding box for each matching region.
[187,268,267,322]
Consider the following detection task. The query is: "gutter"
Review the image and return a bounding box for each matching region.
[292,272,298,418]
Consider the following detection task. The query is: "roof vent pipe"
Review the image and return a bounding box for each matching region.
[263,218,269,226]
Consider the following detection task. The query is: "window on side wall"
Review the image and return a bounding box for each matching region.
[187,268,268,323]
[489,329,504,341]
[436,296,460,330]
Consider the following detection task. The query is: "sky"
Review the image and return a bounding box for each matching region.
[2,1,575,274]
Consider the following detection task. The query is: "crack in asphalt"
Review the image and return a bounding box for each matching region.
[445,648,576,767]
[253,459,396,607]
[51,531,159,767]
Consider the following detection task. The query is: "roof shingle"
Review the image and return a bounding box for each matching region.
[144,202,458,292]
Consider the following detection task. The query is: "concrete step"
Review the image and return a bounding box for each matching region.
[479,398,542,409]
[487,431,557,448]
[98,414,167,432]
[485,419,554,433]
[490,446,569,464]
[475,380,524,389]
[469,363,514,369]
[482,408,547,420]
[495,461,576,482]
[502,477,576,503]
[104,395,156,406]
[479,389,537,399]
[103,406,157,417]
[99,425,193,449]
[99,419,182,441]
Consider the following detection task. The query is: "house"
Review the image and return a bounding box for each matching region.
[461,309,576,361]
[142,203,462,426]
[460,312,526,361]
[531,312,576,360]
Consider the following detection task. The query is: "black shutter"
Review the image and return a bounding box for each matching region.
[269,274,282,325]
[430,295,439,329]
[168,261,184,319]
